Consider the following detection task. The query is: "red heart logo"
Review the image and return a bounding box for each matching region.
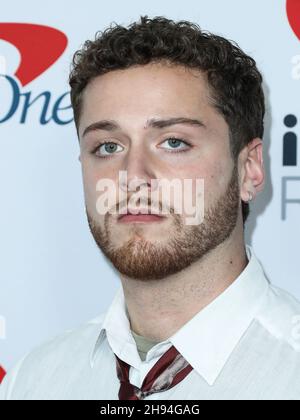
[287,0,300,41]
[0,23,68,86]
[0,365,6,383]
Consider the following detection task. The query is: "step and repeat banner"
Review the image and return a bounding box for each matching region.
[0,0,299,382]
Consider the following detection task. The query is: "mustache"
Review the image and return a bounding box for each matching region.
[111,197,174,217]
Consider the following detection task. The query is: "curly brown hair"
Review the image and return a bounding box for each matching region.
[69,15,265,225]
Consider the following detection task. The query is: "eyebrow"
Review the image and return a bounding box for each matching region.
[82,117,206,138]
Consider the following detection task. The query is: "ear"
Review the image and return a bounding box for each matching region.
[239,138,265,202]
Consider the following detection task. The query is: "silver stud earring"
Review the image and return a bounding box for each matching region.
[248,191,253,202]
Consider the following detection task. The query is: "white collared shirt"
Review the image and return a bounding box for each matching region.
[2,244,300,400]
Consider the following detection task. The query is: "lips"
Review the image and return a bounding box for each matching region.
[117,208,163,220]
[118,213,166,223]
[117,208,166,222]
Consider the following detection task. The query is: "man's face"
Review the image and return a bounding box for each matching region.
[78,62,242,281]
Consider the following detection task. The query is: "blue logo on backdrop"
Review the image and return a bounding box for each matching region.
[0,75,73,125]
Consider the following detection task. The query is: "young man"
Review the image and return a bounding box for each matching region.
[1,15,300,400]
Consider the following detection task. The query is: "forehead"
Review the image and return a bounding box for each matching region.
[78,62,228,140]
[81,63,212,115]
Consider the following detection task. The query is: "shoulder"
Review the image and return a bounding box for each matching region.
[256,283,300,352]
[0,313,106,400]
[22,312,106,366]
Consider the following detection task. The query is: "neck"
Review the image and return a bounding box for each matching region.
[120,229,248,343]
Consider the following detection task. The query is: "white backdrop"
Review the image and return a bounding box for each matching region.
[0,0,299,378]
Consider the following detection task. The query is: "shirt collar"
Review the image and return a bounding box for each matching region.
[90,244,270,386]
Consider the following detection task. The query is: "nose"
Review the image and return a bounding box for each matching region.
[119,146,156,194]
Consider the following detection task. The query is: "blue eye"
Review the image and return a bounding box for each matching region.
[93,141,123,157]
[160,137,191,152]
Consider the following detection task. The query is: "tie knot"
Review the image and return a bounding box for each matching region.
[115,345,194,400]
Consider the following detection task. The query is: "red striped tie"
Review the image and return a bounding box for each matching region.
[115,345,194,400]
